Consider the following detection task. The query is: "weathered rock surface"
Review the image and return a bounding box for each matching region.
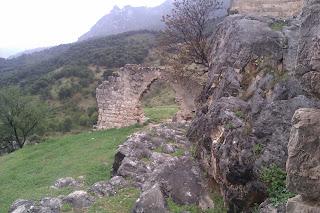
[51,177,82,189]
[39,197,62,212]
[63,190,95,209]
[89,176,128,197]
[286,195,320,213]
[133,184,167,213]
[9,198,62,213]
[259,199,286,213]
[187,2,320,211]
[231,0,303,17]
[286,108,320,200]
[9,188,94,213]
[9,200,35,213]
[296,0,320,98]
[286,108,320,213]
[112,123,216,212]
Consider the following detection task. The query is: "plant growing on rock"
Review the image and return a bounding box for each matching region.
[261,164,294,205]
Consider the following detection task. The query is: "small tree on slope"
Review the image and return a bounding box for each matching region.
[0,87,47,149]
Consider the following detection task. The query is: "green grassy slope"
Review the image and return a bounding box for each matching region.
[0,103,178,212]
[0,126,141,212]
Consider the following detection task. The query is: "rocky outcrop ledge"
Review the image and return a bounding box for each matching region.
[286,108,320,213]
[112,123,216,212]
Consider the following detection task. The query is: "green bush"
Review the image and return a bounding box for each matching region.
[270,21,287,31]
[261,164,294,205]
[58,118,73,133]
[253,144,264,156]
[79,115,89,126]
[58,86,73,100]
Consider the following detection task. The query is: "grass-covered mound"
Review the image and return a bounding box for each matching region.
[0,126,140,212]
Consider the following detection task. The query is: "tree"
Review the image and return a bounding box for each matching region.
[162,0,220,67]
[0,87,47,149]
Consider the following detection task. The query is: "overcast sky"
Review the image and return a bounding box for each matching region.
[0,0,166,53]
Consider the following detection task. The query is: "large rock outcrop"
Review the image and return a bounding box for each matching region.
[286,108,320,212]
[231,0,303,17]
[187,0,320,210]
[112,123,217,212]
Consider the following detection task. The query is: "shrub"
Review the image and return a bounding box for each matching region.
[58,86,74,100]
[79,115,89,126]
[261,164,294,205]
[253,144,264,156]
[59,118,73,133]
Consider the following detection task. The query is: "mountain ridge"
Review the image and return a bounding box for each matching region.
[78,0,173,41]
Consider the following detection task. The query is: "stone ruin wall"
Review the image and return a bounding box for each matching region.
[96,64,202,130]
[96,65,161,129]
[230,0,303,17]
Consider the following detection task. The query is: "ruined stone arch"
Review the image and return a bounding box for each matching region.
[96,64,201,130]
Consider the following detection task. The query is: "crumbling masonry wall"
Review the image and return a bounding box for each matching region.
[96,65,161,129]
[96,64,201,130]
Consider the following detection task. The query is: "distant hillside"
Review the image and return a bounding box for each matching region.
[8,47,50,59]
[0,31,159,132]
[0,31,158,85]
[0,48,24,58]
[78,0,173,41]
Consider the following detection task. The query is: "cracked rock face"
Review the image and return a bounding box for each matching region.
[286,108,320,212]
[112,123,215,212]
[187,5,320,211]
[286,108,320,200]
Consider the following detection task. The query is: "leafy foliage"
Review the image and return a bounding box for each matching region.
[162,0,219,67]
[261,164,295,205]
[0,87,48,149]
[253,144,264,156]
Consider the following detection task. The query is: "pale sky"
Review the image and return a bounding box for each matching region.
[0,0,166,54]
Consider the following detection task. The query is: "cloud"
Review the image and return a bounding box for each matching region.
[0,0,166,50]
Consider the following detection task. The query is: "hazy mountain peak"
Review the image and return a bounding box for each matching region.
[112,5,121,11]
[78,1,173,41]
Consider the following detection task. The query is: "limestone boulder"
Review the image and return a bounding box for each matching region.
[132,184,167,213]
[259,199,286,213]
[286,195,320,213]
[90,176,128,197]
[112,123,215,212]
[286,108,320,201]
[51,177,82,189]
[9,200,35,213]
[40,197,62,212]
[63,190,95,209]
